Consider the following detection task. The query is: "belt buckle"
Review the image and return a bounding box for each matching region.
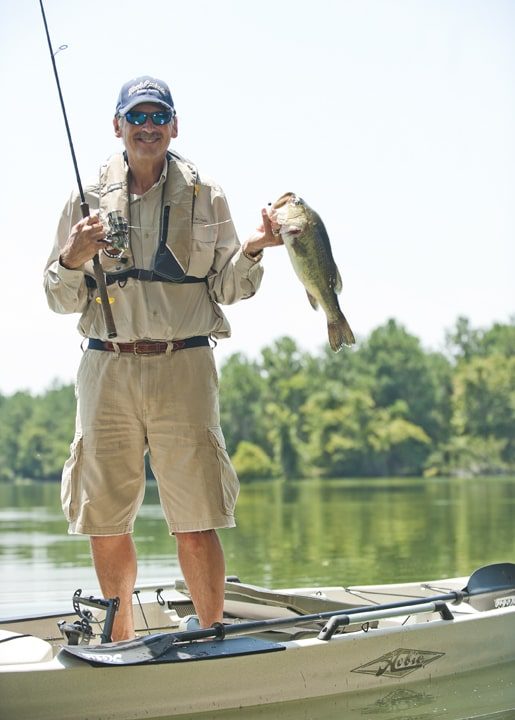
[133,341,153,356]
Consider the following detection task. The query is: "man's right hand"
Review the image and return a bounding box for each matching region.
[59,213,108,269]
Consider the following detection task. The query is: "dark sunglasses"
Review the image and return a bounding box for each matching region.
[124,110,174,126]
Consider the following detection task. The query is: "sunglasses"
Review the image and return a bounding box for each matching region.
[124,110,174,126]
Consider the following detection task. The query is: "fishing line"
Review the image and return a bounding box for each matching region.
[198,219,233,229]
[124,219,233,231]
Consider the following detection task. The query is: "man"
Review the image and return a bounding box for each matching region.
[44,76,281,641]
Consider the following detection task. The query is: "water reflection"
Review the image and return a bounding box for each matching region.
[225,476,515,587]
[1,476,514,606]
[1,477,514,719]
[162,660,515,720]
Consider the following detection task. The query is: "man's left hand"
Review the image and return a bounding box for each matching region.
[243,208,283,258]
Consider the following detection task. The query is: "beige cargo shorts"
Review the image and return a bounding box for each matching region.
[61,346,239,535]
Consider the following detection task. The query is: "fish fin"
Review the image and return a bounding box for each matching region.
[306,291,319,311]
[328,314,356,352]
[333,267,343,294]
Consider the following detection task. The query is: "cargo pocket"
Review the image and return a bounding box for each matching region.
[208,426,239,515]
[61,434,83,523]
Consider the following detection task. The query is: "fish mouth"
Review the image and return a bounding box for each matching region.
[271,192,306,234]
[271,192,296,209]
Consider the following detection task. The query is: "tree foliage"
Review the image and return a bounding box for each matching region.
[0,384,75,481]
[1,318,513,481]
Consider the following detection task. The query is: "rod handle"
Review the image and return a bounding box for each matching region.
[81,202,117,338]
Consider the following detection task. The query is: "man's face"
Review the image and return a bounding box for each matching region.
[113,102,178,161]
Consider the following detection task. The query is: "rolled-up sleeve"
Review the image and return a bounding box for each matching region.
[206,187,264,305]
[45,260,89,314]
[43,191,90,314]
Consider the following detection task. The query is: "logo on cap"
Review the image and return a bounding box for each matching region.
[128,80,167,97]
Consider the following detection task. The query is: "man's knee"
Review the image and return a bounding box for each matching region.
[175,529,218,551]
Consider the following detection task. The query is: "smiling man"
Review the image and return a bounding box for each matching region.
[44,76,282,641]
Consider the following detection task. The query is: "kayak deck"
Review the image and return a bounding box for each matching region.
[0,572,498,658]
[1,566,515,720]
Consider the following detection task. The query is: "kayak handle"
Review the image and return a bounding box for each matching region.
[318,600,454,641]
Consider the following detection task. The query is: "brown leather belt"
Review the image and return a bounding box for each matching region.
[88,336,210,355]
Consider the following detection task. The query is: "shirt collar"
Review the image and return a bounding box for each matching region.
[159,156,168,184]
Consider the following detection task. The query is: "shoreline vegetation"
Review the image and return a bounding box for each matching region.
[1,316,513,482]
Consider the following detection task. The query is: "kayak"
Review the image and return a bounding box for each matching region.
[1,563,514,720]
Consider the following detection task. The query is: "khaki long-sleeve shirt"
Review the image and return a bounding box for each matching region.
[44,158,263,342]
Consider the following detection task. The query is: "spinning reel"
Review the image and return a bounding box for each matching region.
[104,210,129,252]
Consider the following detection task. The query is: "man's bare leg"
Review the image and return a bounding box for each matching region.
[90,534,137,641]
[175,530,225,627]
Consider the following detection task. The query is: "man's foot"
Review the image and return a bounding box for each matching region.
[178,615,201,631]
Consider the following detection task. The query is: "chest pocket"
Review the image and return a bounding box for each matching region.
[187,220,217,277]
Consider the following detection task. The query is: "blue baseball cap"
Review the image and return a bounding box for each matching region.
[115,76,175,116]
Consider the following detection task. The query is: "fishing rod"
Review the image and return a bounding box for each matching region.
[39,0,118,338]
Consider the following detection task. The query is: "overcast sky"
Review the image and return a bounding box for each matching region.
[1,0,514,395]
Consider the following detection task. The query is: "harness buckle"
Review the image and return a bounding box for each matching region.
[135,269,155,282]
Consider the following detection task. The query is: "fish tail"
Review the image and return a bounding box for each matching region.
[328,314,356,352]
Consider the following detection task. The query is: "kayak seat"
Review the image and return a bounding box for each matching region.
[223,580,359,616]
[175,579,359,618]
[173,579,377,639]
[0,629,53,665]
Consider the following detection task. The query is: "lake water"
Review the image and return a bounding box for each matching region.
[1,476,515,718]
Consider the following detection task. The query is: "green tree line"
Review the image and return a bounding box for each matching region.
[1,317,513,482]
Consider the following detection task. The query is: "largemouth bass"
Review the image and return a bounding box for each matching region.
[272,192,355,352]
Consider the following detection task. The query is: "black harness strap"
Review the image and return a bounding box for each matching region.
[87,151,204,291]
[85,270,207,289]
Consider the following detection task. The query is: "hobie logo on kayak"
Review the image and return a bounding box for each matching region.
[352,648,444,678]
[82,652,123,664]
[495,595,515,608]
